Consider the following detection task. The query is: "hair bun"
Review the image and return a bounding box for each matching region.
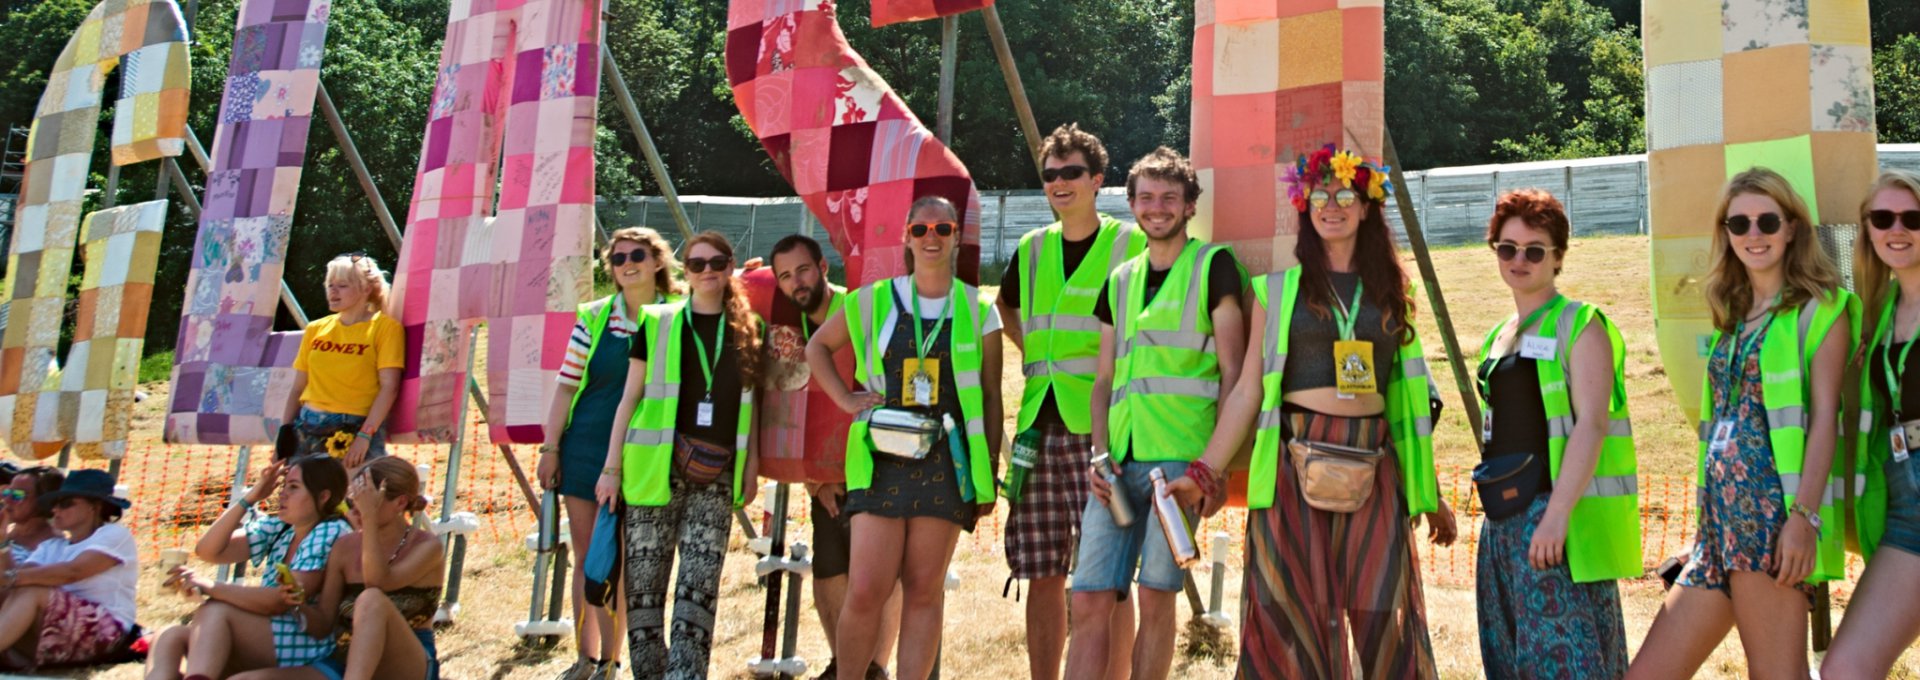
[410,495,430,513]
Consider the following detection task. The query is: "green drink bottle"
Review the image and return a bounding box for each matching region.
[1005,428,1044,502]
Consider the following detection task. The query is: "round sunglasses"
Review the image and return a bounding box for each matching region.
[1309,189,1358,210]
[1491,242,1556,264]
[1869,209,1920,231]
[909,222,956,238]
[607,249,648,266]
[1723,212,1783,236]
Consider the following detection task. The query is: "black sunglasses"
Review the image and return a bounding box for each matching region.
[909,222,956,238]
[1041,165,1090,183]
[684,255,732,274]
[608,249,648,266]
[1870,209,1920,231]
[1493,242,1555,264]
[1723,212,1784,236]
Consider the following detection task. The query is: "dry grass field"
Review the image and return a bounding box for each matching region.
[32,235,1920,679]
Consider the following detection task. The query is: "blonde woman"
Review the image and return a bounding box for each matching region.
[1823,170,1920,680]
[538,227,682,679]
[285,254,404,468]
[1627,168,1856,678]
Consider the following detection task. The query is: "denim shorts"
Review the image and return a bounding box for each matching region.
[1882,454,1920,558]
[1070,458,1190,593]
[309,628,439,680]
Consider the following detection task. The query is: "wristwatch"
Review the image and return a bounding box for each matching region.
[1790,502,1823,536]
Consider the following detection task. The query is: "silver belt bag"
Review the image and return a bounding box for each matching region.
[867,407,941,460]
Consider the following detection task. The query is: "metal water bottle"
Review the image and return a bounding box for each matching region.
[1151,467,1201,568]
[1005,428,1044,502]
[1090,452,1135,527]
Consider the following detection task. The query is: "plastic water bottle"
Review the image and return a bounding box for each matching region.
[1005,428,1043,502]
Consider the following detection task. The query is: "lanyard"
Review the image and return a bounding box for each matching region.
[1477,295,1562,401]
[683,305,726,399]
[1884,293,1920,418]
[1716,309,1773,420]
[1329,278,1365,341]
[907,283,955,363]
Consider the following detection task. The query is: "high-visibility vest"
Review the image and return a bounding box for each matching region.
[841,277,996,501]
[619,301,757,507]
[1016,215,1145,434]
[1107,239,1239,463]
[1476,296,1642,582]
[1694,290,1860,583]
[1244,266,1440,515]
[567,292,674,422]
[1850,292,1901,559]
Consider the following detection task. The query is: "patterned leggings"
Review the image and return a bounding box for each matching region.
[624,477,733,680]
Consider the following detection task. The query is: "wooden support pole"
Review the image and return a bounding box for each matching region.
[1382,130,1483,443]
[937,16,958,144]
[602,43,696,242]
[316,81,404,247]
[981,6,1044,176]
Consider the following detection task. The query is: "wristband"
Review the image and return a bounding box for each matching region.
[1185,460,1225,504]
[355,430,373,440]
[602,467,621,477]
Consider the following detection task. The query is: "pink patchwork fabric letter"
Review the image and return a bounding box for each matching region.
[386,0,600,444]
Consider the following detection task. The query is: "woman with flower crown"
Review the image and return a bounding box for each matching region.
[1168,145,1455,679]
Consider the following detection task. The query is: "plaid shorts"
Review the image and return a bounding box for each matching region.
[1005,424,1091,579]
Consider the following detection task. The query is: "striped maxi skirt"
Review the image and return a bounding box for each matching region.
[1237,407,1437,680]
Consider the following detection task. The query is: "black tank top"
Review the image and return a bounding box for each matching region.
[1479,354,1551,459]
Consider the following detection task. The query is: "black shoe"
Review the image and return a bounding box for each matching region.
[814,658,838,680]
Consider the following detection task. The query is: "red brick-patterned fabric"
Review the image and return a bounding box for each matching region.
[870,0,992,28]
[725,0,982,287]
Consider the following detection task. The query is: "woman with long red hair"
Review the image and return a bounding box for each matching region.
[1169,145,1456,679]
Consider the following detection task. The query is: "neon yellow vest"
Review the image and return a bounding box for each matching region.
[1694,291,1859,583]
[1107,239,1236,463]
[842,278,996,501]
[619,301,756,507]
[571,291,680,421]
[1850,292,1901,559]
[1245,267,1439,515]
[1477,297,1642,582]
[1016,215,1146,433]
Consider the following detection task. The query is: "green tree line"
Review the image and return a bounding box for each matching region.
[1,0,1919,356]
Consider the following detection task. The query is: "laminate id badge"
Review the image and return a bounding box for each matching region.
[1333,340,1377,398]
[1894,425,1911,463]
[696,399,715,427]
[1708,420,1735,455]
[1519,335,1557,361]
[903,358,940,407]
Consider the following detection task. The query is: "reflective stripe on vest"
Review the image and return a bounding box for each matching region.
[1107,240,1225,463]
[619,301,757,507]
[1017,215,1145,433]
[1477,296,1642,582]
[1694,291,1860,583]
[843,278,997,500]
[1245,266,1440,514]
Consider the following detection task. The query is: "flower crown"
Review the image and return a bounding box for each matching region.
[1283,144,1393,212]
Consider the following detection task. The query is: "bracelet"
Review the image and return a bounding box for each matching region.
[355,430,373,440]
[601,467,621,477]
[1185,460,1225,504]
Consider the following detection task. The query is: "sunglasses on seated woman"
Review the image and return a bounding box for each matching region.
[909,222,956,238]
[684,255,732,274]
[1491,242,1555,264]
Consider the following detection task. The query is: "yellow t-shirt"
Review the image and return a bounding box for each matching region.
[293,312,406,416]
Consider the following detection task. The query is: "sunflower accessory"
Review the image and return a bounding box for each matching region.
[1282,144,1393,213]
[324,430,356,459]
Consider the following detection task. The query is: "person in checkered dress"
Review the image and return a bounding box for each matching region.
[146,455,351,677]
